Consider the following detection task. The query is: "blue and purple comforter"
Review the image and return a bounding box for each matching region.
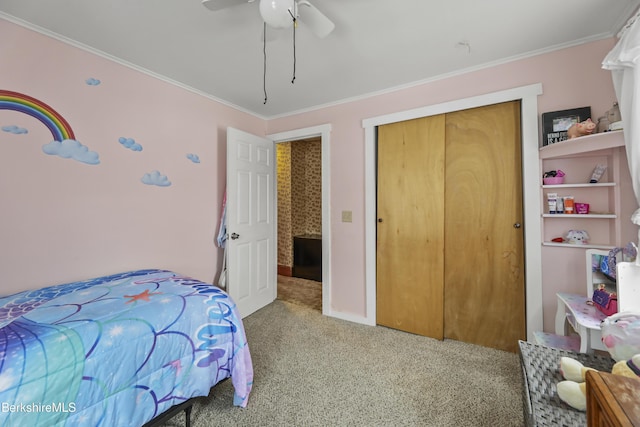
[0,269,253,426]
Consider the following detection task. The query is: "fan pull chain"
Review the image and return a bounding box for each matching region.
[263,22,268,104]
[289,9,296,84]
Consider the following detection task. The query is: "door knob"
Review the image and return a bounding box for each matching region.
[513,223,521,229]
[230,232,240,240]
[377,218,383,223]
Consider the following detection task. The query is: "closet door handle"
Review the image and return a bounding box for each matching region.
[513,223,521,229]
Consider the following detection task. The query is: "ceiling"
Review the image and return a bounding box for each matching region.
[2,0,639,118]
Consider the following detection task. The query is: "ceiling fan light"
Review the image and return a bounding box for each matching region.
[259,0,295,29]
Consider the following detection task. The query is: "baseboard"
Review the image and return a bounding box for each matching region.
[278,265,292,276]
[326,309,374,326]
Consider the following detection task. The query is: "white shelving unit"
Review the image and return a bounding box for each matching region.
[539,131,625,249]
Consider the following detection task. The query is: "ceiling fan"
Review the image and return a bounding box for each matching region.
[201,0,336,38]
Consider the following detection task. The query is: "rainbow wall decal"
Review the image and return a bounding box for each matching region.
[0,90,75,141]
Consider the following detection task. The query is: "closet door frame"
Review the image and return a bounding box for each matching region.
[362,83,543,342]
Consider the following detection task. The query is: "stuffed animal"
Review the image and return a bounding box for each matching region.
[601,311,640,362]
[565,229,589,245]
[567,118,596,139]
[557,354,640,411]
[606,102,621,124]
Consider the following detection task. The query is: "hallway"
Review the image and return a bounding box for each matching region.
[277,275,322,311]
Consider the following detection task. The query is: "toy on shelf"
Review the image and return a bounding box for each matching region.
[595,103,623,133]
[551,230,590,244]
[567,118,596,139]
[565,229,589,244]
[543,169,565,185]
[606,102,621,127]
[596,116,610,133]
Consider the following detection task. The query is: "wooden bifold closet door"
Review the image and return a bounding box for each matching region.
[376,101,525,353]
[376,113,446,339]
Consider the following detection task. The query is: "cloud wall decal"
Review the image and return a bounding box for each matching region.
[186,153,200,163]
[118,137,143,151]
[42,139,100,165]
[2,125,28,134]
[141,170,171,187]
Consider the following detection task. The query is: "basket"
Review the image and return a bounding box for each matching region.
[543,176,564,185]
[518,340,614,427]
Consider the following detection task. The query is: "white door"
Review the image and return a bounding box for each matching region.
[226,127,277,318]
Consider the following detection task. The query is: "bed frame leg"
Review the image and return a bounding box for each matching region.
[184,405,192,427]
[141,399,194,427]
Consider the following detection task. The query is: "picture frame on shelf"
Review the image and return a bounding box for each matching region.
[542,106,591,146]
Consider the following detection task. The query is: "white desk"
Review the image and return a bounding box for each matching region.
[555,292,608,353]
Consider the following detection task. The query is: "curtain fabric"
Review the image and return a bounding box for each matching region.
[602,13,640,246]
[216,190,227,248]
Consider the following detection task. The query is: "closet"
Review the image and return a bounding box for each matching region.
[376,101,526,353]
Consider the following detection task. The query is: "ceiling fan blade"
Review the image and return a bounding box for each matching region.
[297,0,335,38]
[201,0,252,11]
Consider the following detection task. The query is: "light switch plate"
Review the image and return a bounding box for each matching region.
[342,210,352,223]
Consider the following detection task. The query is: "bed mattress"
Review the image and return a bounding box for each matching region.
[0,269,253,426]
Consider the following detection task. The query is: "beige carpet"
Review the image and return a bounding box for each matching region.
[161,300,525,427]
[276,274,322,311]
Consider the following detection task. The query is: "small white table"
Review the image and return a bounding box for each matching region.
[555,292,608,353]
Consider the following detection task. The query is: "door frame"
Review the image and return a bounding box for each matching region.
[362,84,544,341]
[267,124,332,316]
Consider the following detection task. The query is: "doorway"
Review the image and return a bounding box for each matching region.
[276,138,323,311]
[267,124,332,317]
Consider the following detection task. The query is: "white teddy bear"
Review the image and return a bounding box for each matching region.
[557,354,640,411]
[557,312,640,411]
[565,229,590,245]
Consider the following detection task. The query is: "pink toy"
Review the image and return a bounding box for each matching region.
[601,311,640,361]
[567,118,596,139]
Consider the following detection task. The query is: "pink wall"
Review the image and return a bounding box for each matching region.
[0,19,264,294]
[267,38,622,328]
[2,16,628,333]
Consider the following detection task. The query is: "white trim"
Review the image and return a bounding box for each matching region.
[265,38,606,120]
[268,124,332,317]
[326,309,374,326]
[362,84,544,340]
[0,12,266,120]
[1,11,607,121]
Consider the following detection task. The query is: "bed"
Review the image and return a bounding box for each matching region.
[0,269,253,426]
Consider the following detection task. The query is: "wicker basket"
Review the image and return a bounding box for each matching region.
[518,340,614,427]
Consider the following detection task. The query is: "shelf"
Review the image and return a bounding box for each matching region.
[539,130,624,159]
[542,214,617,219]
[542,182,616,189]
[540,129,629,253]
[542,242,616,249]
